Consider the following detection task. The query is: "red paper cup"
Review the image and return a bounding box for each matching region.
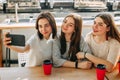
[96,64,106,80]
[43,60,52,75]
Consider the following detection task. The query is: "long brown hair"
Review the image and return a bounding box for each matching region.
[60,13,82,61]
[35,12,57,39]
[95,13,120,43]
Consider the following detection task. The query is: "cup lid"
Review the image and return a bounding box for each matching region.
[43,60,52,64]
[97,64,106,69]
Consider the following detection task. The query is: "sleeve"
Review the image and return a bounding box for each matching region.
[80,36,92,54]
[107,40,120,65]
[26,34,36,49]
[52,38,66,67]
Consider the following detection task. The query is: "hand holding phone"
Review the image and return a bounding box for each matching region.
[6,34,25,46]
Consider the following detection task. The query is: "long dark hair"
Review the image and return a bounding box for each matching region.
[35,12,57,39]
[95,13,120,43]
[60,13,83,61]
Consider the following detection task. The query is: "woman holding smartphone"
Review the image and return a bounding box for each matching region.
[3,12,57,67]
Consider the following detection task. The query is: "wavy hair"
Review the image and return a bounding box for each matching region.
[60,13,83,61]
[95,13,120,43]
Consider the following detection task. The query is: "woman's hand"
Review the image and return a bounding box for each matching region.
[3,32,12,48]
[78,61,92,69]
[76,52,84,59]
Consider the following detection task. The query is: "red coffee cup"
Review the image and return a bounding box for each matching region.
[96,64,106,80]
[43,60,52,75]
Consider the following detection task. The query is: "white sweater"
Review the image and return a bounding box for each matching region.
[85,32,120,65]
[25,33,53,67]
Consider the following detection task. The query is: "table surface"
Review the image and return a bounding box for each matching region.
[0,66,119,80]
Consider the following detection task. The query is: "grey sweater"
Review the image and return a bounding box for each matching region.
[52,36,92,67]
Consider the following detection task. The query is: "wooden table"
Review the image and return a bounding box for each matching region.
[0,66,119,80]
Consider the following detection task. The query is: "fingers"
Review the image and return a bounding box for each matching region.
[78,61,92,69]
[3,40,11,45]
[87,61,92,64]
[76,52,81,59]
[3,32,9,38]
[76,53,79,59]
[86,61,92,69]
[3,37,11,41]
[76,52,84,59]
[3,32,11,46]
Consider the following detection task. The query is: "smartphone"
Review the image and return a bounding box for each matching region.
[6,34,25,46]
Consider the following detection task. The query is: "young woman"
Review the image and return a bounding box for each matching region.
[53,13,92,69]
[76,13,120,72]
[3,12,57,67]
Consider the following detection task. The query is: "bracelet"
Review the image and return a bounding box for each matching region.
[84,52,87,59]
[75,60,78,69]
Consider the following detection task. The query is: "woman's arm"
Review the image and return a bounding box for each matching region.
[52,38,92,69]
[3,32,30,53]
[85,53,114,72]
[7,45,30,53]
[76,52,118,72]
[62,60,92,69]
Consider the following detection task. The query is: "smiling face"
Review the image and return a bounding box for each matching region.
[61,17,75,35]
[92,17,110,36]
[38,18,52,39]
